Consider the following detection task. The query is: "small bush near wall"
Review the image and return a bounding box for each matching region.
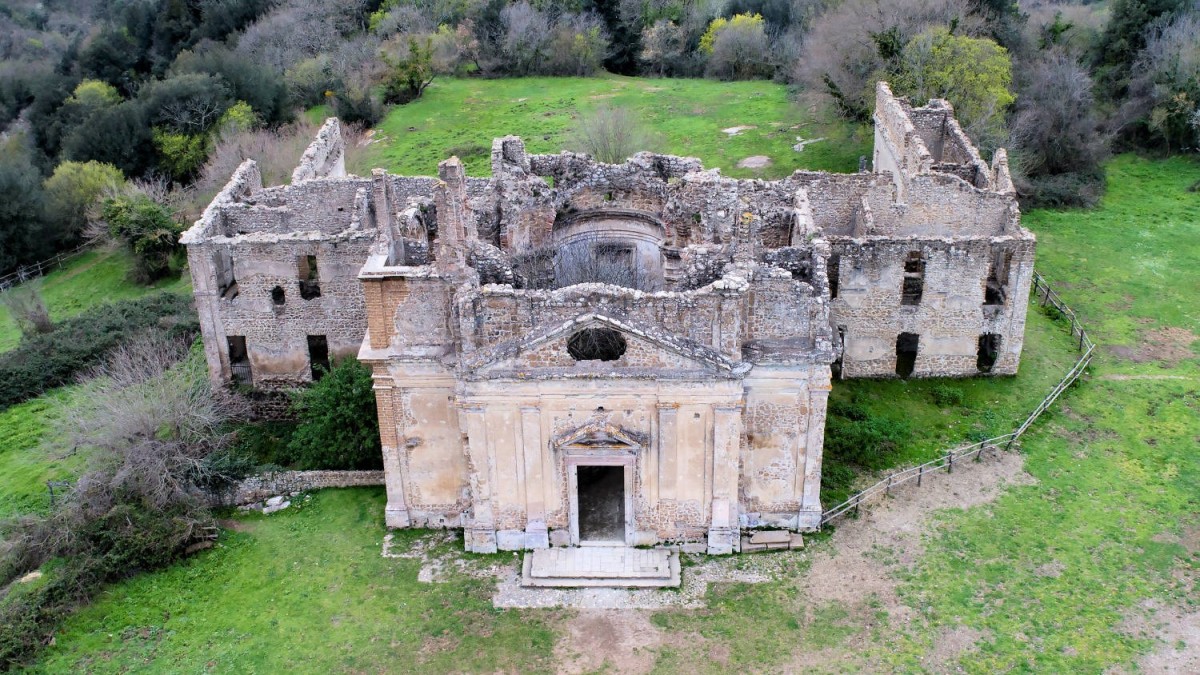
[0,292,198,410]
[285,360,382,470]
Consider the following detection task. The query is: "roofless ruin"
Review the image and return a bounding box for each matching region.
[182,82,1035,555]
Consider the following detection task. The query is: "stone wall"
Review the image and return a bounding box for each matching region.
[211,470,386,506]
[291,117,346,183]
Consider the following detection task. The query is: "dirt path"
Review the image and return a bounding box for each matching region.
[790,449,1035,671]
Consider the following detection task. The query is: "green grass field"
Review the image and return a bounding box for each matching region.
[354,76,869,179]
[1,72,1197,671]
[0,247,191,353]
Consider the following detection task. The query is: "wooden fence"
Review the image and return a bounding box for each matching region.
[821,271,1096,525]
[0,243,94,294]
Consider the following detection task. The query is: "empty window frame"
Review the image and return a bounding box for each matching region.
[227,335,252,384]
[895,332,919,378]
[298,254,321,300]
[900,251,924,305]
[977,333,1002,372]
[983,250,1012,306]
[831,326,846,379]
[214,249,238,300]
[307,335,330,380]
[828,253,841,299]
[568,327,627,362]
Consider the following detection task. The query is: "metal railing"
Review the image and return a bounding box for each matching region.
[0,243,94,294]
[821,270,1095,525]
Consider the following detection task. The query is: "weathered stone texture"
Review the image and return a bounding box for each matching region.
[186,82,1034,554]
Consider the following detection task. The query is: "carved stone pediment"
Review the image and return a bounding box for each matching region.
[553,418,646,454]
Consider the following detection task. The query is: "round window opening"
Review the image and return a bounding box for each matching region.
[567,327,627,362]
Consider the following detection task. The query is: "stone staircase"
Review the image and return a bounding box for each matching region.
[521,547,680,588]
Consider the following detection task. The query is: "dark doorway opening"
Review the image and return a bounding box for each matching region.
[977,333,1002,372]
[227,335,251,384]
[307,335,330,381]
[577,465,625,542]
[896,332,919,378]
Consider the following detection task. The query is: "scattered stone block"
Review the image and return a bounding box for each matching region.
[263,500,291,514]
[749,530,790,545]
[740,537,767,553]
[789,533,805,549]
[265,495,286,507]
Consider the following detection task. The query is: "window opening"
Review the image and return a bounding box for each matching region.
[831,326,846,379]
[568,327,627,362]
[307,335,330,380]
[983,250,1012,306]
[271,286,285,306]
[828,253,841,298]
[895,332,919,378]
[214,249,238,300]
[900,251,924,305]
[298,255,321,300]
[977,333,1001,372]
[227,336,251,384]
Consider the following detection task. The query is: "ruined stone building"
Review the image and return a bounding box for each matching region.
[183,82,1035,554]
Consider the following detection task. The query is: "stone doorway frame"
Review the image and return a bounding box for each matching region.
[566,454,635,547]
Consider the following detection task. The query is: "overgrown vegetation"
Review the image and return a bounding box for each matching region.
[0,337,247,668]
[0,292,197,409]
[286,360,382,471]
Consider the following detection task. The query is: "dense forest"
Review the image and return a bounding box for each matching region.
[1,0,1198,276]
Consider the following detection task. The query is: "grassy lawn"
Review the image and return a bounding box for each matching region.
[0,247,191,353]
[354,76,868,179]
[0,389,90,520]
[32,490,557,674]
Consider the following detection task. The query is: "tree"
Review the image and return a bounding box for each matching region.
[101,193,184,283]
[286,359,382,470]
[1094,0,1189,96]
[0,133,49,275]
[500,1,550,75]
[42,161,125,247]
[897,27,1015,149]
[62,101,155,177]
[138,72,232,134]
[170,45,290,124]
[640,19,686,76]
[701,13,773,80]
[1010,50,1109,206]
[381,36,436,105]
[78,27,142,95]
[1118,11,1200,152]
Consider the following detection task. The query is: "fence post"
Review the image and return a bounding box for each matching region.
[886,475,892,495]
[917,464,924,486]
[947,450,954,473]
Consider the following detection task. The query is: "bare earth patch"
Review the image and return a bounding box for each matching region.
[737,155,771,169]
[722,125,756,136]
[1122,600,1200,674]
[552,610,683,675]
[1108,327,1199,366]
[791,449,1035,670]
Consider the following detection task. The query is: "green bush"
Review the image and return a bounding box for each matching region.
[286,360,382,470]
[822,401,912,470]
[102,195,185,283]
[929,384,966,407]
[0,292,197,410]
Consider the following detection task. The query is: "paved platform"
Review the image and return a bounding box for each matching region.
[521,547,680,588]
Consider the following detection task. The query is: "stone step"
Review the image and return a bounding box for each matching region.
[521,547,681,588]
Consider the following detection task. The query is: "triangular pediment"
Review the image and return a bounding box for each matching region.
[459,314,750,378]
[552,418,645,451]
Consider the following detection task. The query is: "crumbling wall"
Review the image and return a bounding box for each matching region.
[829,235,1035,378]
[291,117,346,183]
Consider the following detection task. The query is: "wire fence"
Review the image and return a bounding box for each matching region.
[0,243,95,294]
[821,270,1095,526]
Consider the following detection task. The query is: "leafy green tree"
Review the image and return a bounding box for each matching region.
[1094,0,1188,96]
[897,27,1015,149]
[287,360,382,471]
[170,45,289,124]
[152,129,211,182]
[62,101,155,177]
[0,134,50,275]
[382,37,436,105]
[79,28,142,95]
[138,72,232,134]
[42,161,125,246]
[101,194,183,283]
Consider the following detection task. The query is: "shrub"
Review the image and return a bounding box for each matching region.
[1,283,53,337]
[101,194,185,282]
[41,160,125,247]
[929,383,966,407]
[823,400,912,470]
[381,36,436,105]
[286,359,382,470]
[0,292,198,410]
[569,105,655,164]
